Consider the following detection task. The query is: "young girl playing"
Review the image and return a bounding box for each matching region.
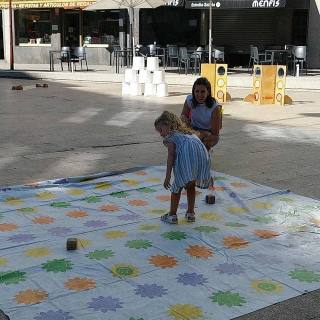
[154,111,213,224]
[181,77,222,151]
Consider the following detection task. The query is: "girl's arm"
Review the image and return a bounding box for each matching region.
[164,142,175,189]
[181,99,191,126]
[202,106,222,150]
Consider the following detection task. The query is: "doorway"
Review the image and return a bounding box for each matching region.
[63,10,80,47]
[0,11,4,59]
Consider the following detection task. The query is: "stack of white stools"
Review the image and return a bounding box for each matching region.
[122,56,168,97]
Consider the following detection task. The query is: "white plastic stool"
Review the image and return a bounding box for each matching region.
[153,70,165,84]
[124,69,138,83]
[121,82,131,96]
[156,83,168,97]
[132,56,145,71]
[139,70,152,84]
[147,57,159,71]
[130,82,143,96]
[144,83,157,96]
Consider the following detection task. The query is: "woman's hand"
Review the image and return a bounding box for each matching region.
[164,176,171,190]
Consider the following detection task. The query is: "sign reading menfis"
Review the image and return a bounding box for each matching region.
[185,0,286,9]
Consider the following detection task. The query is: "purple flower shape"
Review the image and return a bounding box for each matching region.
[118,213,140,221]
[48,227,72,236]
[84,220,107,228]
[177,273,207,286]
[134,284,168,298]
[34,309,74,320]
[179,203,188,209]
[215,263,245,275]
[88,296,123,313]
[8,233,35,243]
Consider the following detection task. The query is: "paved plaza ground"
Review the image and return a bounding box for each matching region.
[0,69,319,319]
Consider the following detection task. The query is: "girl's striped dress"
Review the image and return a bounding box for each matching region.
[164,132,212,193]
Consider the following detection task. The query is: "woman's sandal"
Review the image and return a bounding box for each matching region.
[161,213,178,224]
[185,212,196,222]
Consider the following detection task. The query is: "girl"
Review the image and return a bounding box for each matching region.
[155,111,213,224]
[181,77,222,151]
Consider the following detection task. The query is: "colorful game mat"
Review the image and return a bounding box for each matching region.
[0,166,319,320]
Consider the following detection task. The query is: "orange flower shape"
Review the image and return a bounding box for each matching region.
[186,245,213,259]
[230,182,248,188]
[66,210,88,218]
[99,204,120,212]
[32,216,54,224]
[254,229,280,239]
[209,185,226,191]
[156,195,171,202]
[224,236,249,249]
[0,223,18,232]
[135,171,147,176]
[64,277,96,291]
[128,199,149,206]
[182,190,201,196]
[149,255,178,268]
[15,289,48,304]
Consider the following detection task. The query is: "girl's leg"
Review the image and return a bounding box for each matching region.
[170,190,181,214]
[186,181,196,214]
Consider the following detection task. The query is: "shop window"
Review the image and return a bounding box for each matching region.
[15,9,52,45]
[83,11,119,45]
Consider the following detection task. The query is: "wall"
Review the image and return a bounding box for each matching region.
[307,0,320,67]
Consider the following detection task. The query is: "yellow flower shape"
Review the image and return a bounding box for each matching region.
[68,188,85,196]
[64,277,96,291]
[135,171,147,176]
[253,202,273,209]
[77,239,91,249]
[36,191,56,200]
[94,182,112,189]
[0,257,8,265]
[139,224,160,231]
[251,279,283,293]
[111,263,140,278]
[4,197,24,205]
[147,208,166,216]
[104,230,128,239]
[168,304,203,320]
[230,182,248,188]
[228,207,248,214]
[121,179,139,186]
[146,177,161,183]
[25,247,51,257]
[287,225,308,232]
[15,289,48,304]
[200,212,222,221]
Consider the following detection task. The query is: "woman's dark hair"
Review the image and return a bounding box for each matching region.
[191,77,216,108]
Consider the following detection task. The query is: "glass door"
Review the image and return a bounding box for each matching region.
[63,10,80,47]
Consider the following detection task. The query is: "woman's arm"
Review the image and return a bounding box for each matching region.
[202,106,222,150]
[164,142,175,189]
[181,100,191,126]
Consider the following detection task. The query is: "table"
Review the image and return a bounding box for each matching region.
[265,49,291,66]
[49,50,61,71]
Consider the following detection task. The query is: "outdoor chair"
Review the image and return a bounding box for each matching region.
[57,46,71,71]
[248,46,272,73]
[70,47,88,71]
[288,45,307,76]
[166,45,179,67]
[178,47,190,74]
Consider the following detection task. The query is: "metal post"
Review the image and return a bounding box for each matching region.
[208,0,212,64]
[9,0,14,70]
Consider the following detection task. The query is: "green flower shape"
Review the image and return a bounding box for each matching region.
[86,249,114,260]
[126,239,152,249]
[18,207,37,213]
[254,216,274,224]
[210,291,246,307]
[0,270,26,285]
[50,201,71,208]
[139,224,159,231]
[84,196,101,203]
[278,197,294,203]
[137,187,156,193]
[110,191,129,198]
[289,268,320,283]
[225,222,247,228]
[42,259,73,272]
[194,226,219,233]
[215,176,227,181]
[161,231,187,240]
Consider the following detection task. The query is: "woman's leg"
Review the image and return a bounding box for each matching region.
[170,190,182,214]
[186,181,196,214]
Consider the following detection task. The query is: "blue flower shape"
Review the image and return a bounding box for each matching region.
[49,227,72,236]
[215,263,244,275]
[88,296,123,312]
[84,220,107,228]
[118,213,140,221]
[134,284,168,298]
[34,310,74,320]
[177,273,207,286]
[8,233,35,243]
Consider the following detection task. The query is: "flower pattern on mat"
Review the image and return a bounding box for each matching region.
[110,191,129,198]
[200,212,222,221]
[253,216,275,224]
[126,239,152,249]
[42,259,73,272]
[147,208,166,216]
[128,199,149,206]
[49,227,72,236]
[135,171,147,176]
[32,216,54,224]
[104,230,128,239]
[88,296,123,312]
[86,249,114,260]
[0,270,26,285]
[25,247,51,257]
[161,231,187,240]
[64,277,96,291]
[118,213,141,221]
[121,179,139,186]
[68,188,85,196]
[8,233,35,243]
[210,291,246,307]
[177,273,207,286]
[253,202,273,209]
[215,263,245,275]
[168,304,203,320]
[223,236,249,249]
[34,309,74,320]
[254,229,280,239]
[66,210,88,218]
[0,223,18,231]
[194,226,219,233]
[84,196,102,203]
[156,195,171,202]
[289,268,320,283]
[15,289,48,304]
[137,187,156,193]
[251,279,283,293]
[84,220,107,228]
[36,191,56,200]
[230,182,248,188]
[139,224,160,231]
[134,284,168,298]
[228,207,248,214]
[0,257,8,265]
[149,255,178,268]
[4,197,24,205]
[50,201,71,208]
[99,204,120,212]
[94,182,112,189]
[186,245,213,259]
[111,264,140,278]
[225,222,247,227]
[18,207,38,213]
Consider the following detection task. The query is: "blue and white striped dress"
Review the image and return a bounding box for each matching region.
[164,132,212,193]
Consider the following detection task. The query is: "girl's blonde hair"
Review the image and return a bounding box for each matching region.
[154,111,194,134]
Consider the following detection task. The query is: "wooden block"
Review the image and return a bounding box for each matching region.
[43,84,48,88]
[205,194,215,204]
[36,83,42,88]
[66,238,77,250]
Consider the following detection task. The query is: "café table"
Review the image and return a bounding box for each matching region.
[49,50,61,71]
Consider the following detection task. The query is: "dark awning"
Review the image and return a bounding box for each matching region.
[185,0,286,9]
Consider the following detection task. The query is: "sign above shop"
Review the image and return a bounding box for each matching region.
[0,0,95,9]
[185,0,286,9]
[165,0,185,6]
